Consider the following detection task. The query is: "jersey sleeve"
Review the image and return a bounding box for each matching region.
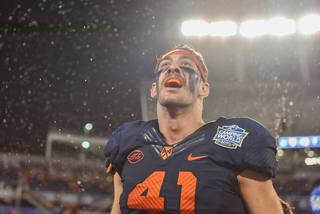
[103,120,144,175]
[103,124,123,174]
[240,118,278,178]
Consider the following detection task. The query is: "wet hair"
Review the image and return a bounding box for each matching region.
[280,198,294,214]
[154,44,209,81]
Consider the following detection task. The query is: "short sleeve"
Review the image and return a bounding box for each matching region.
[242,135,278,177]
[103,120,145,175]
[240,119,278,178]
[103,125,122,173]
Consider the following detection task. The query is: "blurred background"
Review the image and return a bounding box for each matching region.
[1,0,320,213]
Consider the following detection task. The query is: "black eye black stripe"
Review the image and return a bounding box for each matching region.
[179,66,196,74]
[156,66,196,78]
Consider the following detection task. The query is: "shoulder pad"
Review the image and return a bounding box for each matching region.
[238,118,278,177]
[215,117,278,177]
[103,120,145,173]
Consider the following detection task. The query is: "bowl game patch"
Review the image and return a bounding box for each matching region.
[213,125,248,149]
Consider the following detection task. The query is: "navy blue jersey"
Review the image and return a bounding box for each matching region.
[104,117,278,214]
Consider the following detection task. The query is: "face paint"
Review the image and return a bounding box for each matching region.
[155,67,169,95]
[158,49,207,82]
[179,66,200,93]
[155,67,168,82]
[155,65,200,94]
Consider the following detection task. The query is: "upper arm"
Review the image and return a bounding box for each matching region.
[111,172,123,214]
[237,169,283,214]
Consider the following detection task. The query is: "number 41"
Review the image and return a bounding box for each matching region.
[127,171,197,214]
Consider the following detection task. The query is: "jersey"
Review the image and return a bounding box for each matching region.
[103,117,278,214]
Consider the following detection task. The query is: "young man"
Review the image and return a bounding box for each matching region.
[104,45,286,213]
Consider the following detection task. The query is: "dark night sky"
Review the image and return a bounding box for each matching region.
[1,0,320,155]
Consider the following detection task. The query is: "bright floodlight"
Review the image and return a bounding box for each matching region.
[209,21,237,37]
[181,20,209,36]
[85,123,93,131]
[240,20,268,38]
[298,14,320,34]
[268,17,296,36]
[82,141,90,149]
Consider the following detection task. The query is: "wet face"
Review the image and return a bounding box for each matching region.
[152,54,203,107]
[156,64,200,93]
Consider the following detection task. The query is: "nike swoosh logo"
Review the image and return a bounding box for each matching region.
[188,153,208,161]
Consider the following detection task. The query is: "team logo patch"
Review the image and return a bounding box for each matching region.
[127,150,144,164]
[213,125,248,149]
[160,146,173,160]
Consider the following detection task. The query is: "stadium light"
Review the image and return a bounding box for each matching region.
[209,21,237,37]
[268,17,296,36]
[239,20,268,38]
[82,141,90,149]
[298,14,320,34]
[277,149,284,157]
[278,135,320,149]
[182,14,320,37]
[181,20,210,36]
[305,157,320,166]
[85,123,93,131]
[308,150,315,157]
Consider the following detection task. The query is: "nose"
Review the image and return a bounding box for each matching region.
[166,62,181,75]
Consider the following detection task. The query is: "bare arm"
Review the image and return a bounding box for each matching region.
[111,172,123,214]
[237,169,283,214]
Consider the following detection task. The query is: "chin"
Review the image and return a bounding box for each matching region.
[159,97,189,107]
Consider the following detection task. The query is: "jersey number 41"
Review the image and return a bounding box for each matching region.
[127,171,197,214]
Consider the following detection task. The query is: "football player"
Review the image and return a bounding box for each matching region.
[104,45,291,214]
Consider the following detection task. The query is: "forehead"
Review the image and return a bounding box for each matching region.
[159,54,196,65]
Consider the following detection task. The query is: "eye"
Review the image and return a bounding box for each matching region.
[182,61,192,66]
[161,62,169,67]
[159,60,170,68]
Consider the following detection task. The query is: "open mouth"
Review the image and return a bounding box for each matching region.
[165,78,182,88]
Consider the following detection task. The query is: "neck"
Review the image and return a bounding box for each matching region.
[157,102,205,145]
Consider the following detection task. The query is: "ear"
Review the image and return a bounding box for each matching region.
[151,82,157,98]
[199,82,210,98]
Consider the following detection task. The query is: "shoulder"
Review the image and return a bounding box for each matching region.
[115,120,147,133]
[103,119,158,174]
[215,117,272,143]
[103,119,157,158]
[216,116,275,148]
[216,116,270,132]
[214,117,278,177]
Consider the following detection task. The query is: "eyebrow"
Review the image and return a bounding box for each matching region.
[160,55,193,63]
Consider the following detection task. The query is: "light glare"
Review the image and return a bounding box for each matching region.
[288,137,297,148]
[85,123,93,131]
[209,21,237,37]
[277,149,284,157]
[82,141,90,149]
[268,17,296,36]
[300,137,310,147]
[181,14,320,37]
[305,157,320,165]
[299,14,320,34]
[182,20,209,36]
[308,150,315,157]
[240,20,268,38]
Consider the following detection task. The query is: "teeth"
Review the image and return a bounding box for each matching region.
[165,79,182,88]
